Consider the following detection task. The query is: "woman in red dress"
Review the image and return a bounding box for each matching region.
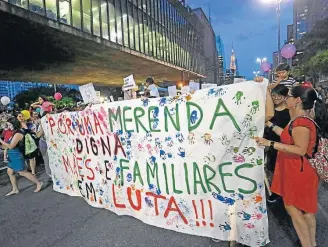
[255,85,328,247]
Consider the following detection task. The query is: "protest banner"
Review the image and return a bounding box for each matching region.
[42,81,269,247]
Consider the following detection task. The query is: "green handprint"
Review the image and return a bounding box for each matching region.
[233,91,244,105]
[250,101,260,114]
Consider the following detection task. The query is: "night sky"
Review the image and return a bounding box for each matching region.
[187,0,294,79]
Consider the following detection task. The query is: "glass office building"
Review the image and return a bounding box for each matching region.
[5,0,204,76]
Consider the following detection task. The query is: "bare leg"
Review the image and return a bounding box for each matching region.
[285,204,313,247]
[18,170,42,192]
[29,158,36,175]
[304,213,316,247]
[4,149,8,162]
[6,168,19,196]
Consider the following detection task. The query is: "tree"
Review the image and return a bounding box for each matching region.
[14,85,82,109]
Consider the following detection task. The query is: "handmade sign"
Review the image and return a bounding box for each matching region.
[79,83,100,104]
[201,83,217,89]
[123,74,137,91]
[168,86,177,97]
[42,81,269,247]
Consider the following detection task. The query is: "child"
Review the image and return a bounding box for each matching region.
[2,122,14,163]
[269,63,297,90]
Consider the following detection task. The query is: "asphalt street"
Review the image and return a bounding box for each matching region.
[0,172,328,247]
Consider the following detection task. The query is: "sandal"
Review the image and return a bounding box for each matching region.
[5,190,19,196]
[34,182,43,193]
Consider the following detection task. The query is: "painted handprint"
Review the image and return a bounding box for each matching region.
[242,147,256,156]
[233,154,245,163]
[188,132,195,145]
[190,110,198,124]
[219,134,230,146]
[250,100,260,114]
[237,211,251,221]
[233,91,244,105]
[202,133,213,145]
[242,114,252,128]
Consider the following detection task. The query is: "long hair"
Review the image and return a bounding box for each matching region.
[8,117,21,131]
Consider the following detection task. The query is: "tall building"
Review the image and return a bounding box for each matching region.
[216,35,225,85]
[293,0,309,41]
[287,24,294,44]
[294,0,328,41]
[193,8,219,84]
[0,81,78,100]
[230,48,237,77]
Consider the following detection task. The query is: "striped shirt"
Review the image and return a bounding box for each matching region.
[279,77,297,89]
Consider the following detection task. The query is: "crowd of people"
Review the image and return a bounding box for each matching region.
[0,63,327,247]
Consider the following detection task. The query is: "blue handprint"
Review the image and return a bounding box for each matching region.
[190,110,198,124]
[126,173,132,182]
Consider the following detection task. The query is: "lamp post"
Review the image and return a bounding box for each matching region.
[261,0,283,64]
[256,57,267,65]
[277,0,282,64]
[253,71,261,77]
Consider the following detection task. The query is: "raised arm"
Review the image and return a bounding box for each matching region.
[265,88,274,122]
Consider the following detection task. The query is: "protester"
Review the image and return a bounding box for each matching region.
[36,120,51,182]
[16,112,38,176]
[269,63,297,90]
[264,85,290,202]
[255,84,328,247]
[0,118,43,196]
[30,95,54,115]
[145,77,160,98]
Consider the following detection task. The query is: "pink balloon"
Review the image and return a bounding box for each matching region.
[42,101,53,113]
[261,62,271,72]
[54,92,62,101]
[281,44,296,59]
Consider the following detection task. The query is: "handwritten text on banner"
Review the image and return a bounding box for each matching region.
[42,81,269,247]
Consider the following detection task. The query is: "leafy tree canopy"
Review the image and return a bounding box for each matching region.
[14,85,82,109]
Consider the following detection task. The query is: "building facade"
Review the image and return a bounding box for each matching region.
[293,0,309,41]
[216,35,225,85]
[294,0,328,41]
[4,0,206,77]
[193,8,218,84]
[287,24,294,44]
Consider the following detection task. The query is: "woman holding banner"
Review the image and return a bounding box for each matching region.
[255,84,328,247]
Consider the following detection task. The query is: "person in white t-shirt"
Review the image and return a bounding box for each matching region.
[145,77,159,98]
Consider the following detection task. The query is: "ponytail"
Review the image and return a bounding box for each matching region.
[314,98,328,138]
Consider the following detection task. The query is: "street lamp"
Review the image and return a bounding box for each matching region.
[261,0,283,64]
[253,71,261,77]
[256,57,267,65]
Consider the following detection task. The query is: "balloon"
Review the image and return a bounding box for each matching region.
[281,44,296,59]
[36,108,41,113]
[42,102,52,113]
[54,92,62,101]
[1,96,10,106]
[260,62,271,72]
[21,110,31,120]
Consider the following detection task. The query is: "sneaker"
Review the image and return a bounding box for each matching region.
[267,193,280,203]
